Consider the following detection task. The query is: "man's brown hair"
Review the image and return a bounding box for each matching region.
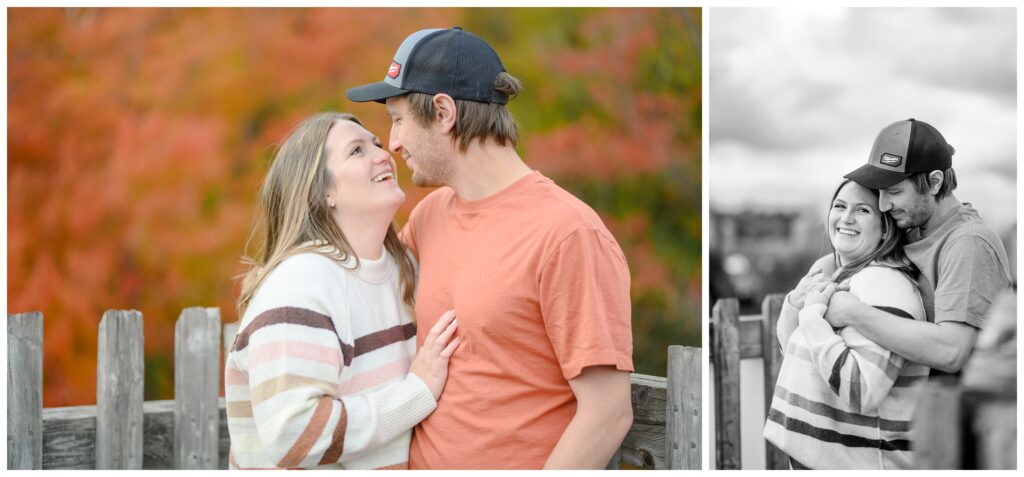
[406,71,522,152]
[909,167,958,200]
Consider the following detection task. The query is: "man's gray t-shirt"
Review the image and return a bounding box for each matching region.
[903,203,1013,329]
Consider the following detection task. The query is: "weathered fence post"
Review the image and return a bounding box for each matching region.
[912,382,963,469]
[972,397,1016,469]
[96,310,144,469]
[666,345,701,470]
[712,298,741,469]
[174,307,221,469]
[760,294,787,469]
[8,312,44,470]
[223,321,239,358]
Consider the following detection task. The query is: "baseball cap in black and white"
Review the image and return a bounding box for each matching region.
[844,118,955,189]
[346,27,509,104]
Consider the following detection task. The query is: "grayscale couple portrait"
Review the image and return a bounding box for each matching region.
[709,7,1016,470]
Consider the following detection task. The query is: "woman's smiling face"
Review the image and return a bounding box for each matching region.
[828,181,883,263]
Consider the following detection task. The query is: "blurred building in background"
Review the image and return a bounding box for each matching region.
[710,207,824,314]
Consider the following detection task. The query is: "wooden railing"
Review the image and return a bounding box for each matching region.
[7,309,702,470]
[710,295,786,470]
[711,295,1017,470]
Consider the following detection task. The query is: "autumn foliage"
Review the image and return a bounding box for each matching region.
[8,8,701,406]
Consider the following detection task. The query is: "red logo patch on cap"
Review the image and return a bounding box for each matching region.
[387,61,401,79]
[879,153,903,167]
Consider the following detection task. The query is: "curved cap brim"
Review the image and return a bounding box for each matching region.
[346,81,408,104]
[844,163,910,190]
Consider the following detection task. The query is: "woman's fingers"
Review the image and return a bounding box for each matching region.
[434,316,459,351]
[440,337,461,359]
[425,309,456,346]
[822,283,837,297]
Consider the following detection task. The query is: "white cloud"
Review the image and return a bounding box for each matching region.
[710,7,1016,232]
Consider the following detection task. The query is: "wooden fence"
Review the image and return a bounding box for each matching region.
[711,295,1017,470]
[710,295,786,470]
[7,309,702,470]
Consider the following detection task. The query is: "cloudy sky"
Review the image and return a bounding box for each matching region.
[710,8,1017,234]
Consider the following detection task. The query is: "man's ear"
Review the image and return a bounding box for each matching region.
[432,93,457,134]
[927,170,944,196]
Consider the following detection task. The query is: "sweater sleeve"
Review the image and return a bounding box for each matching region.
[796,267,922,415]
[241,254,436,468]
[777,293,800,351]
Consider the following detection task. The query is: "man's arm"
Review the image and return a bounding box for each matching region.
[543,365,633,469]
[824,291,979,372]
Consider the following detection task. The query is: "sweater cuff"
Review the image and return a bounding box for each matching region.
[798,303,834,344]
[784,292,800,311]
[378,374,437,439]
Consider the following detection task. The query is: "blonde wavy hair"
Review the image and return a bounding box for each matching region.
[237,112,416,318]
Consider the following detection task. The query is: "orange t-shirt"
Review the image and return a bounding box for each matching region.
[402,171,633,469]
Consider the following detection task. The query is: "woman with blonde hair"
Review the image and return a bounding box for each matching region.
[225,112,459,469]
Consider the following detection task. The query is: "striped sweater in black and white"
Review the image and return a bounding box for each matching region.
[764,265,929,469]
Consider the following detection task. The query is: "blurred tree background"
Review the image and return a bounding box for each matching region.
[8,7,701,407]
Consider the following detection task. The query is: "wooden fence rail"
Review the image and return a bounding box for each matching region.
[8,309,702,470]
[712,295,1017,470]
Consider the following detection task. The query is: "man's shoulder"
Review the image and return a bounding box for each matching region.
[941,206,1005,253]
[525,176,608,231]
[952,206,1000,234]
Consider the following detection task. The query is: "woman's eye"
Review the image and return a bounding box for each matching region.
[350,146,361,156]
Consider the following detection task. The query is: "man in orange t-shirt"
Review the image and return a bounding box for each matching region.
[347,27,634,469]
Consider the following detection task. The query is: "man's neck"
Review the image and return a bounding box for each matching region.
[921,194,961,233]
[447,140,532,201]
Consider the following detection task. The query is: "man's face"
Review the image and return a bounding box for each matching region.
[385,95,451,188]
[878,178,934,230]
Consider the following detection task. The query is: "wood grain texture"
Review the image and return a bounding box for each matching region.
[616,374,669,469]
[8,312,44,470]
[712,298,741,469]
[174,307,221,469]
[666,345,701,470]
[620,423,665,469]
[738,317,763,359]
[96,310,145,469]
[760,294,788,470]
[42,400,180,469]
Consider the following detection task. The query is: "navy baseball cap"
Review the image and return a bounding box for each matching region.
[346,27,509,104]
[845,118,955,189]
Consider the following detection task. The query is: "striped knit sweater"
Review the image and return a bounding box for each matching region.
[225,248,436,469]
[764,264,929,469]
